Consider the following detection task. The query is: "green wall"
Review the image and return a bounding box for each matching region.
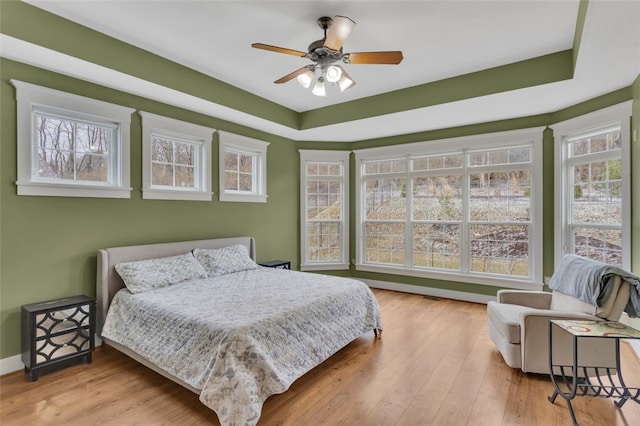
[0,59,299,359]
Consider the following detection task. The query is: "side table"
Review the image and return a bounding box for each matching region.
[22,295,95,381]
[259,260,291,270]
[548,319,640,425]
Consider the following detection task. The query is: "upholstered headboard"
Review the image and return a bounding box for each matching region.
[96,236,256,335]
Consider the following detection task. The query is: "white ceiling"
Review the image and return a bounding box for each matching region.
[10,0,640,142]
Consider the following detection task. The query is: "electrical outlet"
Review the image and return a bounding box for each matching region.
[633,128,638,143]
[544,276,551,285]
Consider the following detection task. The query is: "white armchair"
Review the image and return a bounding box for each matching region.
[487,277,631,374]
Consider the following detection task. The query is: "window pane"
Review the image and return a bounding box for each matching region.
[152,163,174,186]
[412,223,461,270]
[469,170,531,222]
[39,149,70,179]
[413,175,462,221]
[488,150,508,165]
[175,165,194,188]
[76,154,108,182]
[572,226,622,266]
[225,152,239,172]
[470,224,529,276]
[328,164,342,175]
[37,115,74,151]
[239,173,253,192]
[152,137,173,162]
[307,222,341,262]
[468,152,488,166]
[571,159,622,226]
[508,147,531,163]
[364,178,406,220]
[307,164,318,176]
[225,171,238,190]
[239,154,253,173]
[365,222,405,265]
[175,143,194,165]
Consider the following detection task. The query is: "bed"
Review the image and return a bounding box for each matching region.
[96,236,382,426]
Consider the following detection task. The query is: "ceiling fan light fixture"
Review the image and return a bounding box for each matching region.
[312,77,326,96]
[325,65,342,83]
[297,69,314,88]
[338,74,355,92]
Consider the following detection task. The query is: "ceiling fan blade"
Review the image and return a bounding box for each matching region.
[345,51,404,65]
[274,66,313,84]
[324,15,356,51]
[251,43,307,57]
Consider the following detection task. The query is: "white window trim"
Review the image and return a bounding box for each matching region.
[354,127,544,290]
[218,131,269,203]
[551,101,632,270]
[11,80,134,198]
[139,111,213,201]
[299,150,350,271]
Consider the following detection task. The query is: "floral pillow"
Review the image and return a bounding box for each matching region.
[193,244,258,276]
[115,252,209,293]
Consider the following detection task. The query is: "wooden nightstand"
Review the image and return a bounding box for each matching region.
[22,295,95,381]
[259,260,291,270]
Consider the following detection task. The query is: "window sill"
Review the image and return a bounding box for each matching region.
[300,263,350,271]
[16,181,131,199]
[219,193,267,203]
[143,188,213,201]
[355,263,542,291]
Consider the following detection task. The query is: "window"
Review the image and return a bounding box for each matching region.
[300,150,350,270]
[139,111,213,201]
[12,80,134,198]
[218,131,269,203]
[552,101,631,269]
[354,128,543,288]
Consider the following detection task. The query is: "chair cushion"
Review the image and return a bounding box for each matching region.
[487,301,522,344]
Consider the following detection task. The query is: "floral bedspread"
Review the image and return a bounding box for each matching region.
[101,268,382,426]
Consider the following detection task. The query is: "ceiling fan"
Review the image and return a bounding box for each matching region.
[251,15,403,96]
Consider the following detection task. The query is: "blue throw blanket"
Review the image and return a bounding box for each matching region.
[549,254,640,318]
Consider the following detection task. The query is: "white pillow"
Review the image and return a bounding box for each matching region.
[193,244,258,276]
[115,252,208,293]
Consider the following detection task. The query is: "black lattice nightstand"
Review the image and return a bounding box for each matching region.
[259,260,291,270]
[21,295,95,381]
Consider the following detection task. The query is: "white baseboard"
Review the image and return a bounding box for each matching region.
[0,354,23,376]
[362,278,496,304]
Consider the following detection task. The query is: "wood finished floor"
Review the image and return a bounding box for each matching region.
[2,288,640,425]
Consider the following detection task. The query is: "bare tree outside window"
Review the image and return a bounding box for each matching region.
[36,114,111,182]
[150,136,196,189]
[224,151,255,192]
